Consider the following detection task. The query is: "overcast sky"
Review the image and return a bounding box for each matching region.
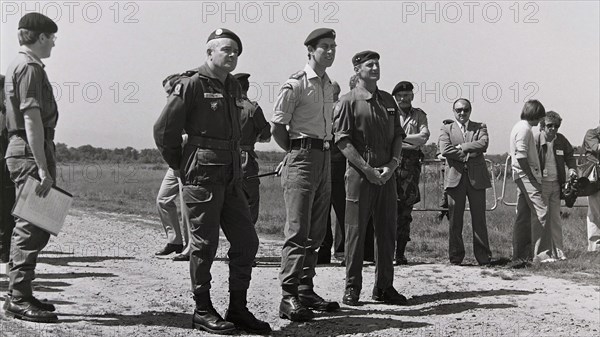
[1,1,598,154]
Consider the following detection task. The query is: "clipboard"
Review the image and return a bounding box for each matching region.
[11,175,73,236]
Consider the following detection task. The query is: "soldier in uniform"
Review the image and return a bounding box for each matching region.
[153,29,270,335]
[391,81,430,265]
[271,28,340,322]
[3,13,60,323]
[1,74,16,265]
[234,73,271,226]
[317,80,341,265]
[334,51,407,306]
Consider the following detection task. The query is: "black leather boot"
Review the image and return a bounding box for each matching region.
[4,296,58,323]
[395,240,408,265]
[192,292,236,334]
[225,290,271,334]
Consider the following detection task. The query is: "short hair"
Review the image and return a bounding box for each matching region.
[539,110,562,128]
[349,74,359,90]
[206,38,238,57]
[520,99,546,121]
[18,28,43,46]
[453,98,472,110]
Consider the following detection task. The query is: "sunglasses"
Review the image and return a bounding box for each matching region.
[545,123,559,129]
[454,108,471,113]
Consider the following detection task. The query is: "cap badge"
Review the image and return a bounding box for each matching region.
[215,28,223,36]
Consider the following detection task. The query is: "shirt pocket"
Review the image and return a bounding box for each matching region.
[5,137,32,158]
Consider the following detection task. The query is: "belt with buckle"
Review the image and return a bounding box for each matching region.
[187,135,240,151]
[289,138,331,151]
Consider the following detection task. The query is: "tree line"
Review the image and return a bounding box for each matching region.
[54,142,535,165]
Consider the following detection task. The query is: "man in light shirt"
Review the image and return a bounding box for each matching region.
[509,99,553,267]
[534,111,577,260]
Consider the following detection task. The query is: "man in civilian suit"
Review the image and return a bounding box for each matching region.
[438,98,492,266]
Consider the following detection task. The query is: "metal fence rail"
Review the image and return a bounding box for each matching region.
[413,158,498,212]
[413,154,589,211]
[500,154,588,208]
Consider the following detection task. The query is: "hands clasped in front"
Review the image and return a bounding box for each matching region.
[365,163,395,186]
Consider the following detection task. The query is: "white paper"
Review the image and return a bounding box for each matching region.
[12,176,73,236]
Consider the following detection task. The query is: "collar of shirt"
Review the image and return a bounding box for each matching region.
[19,46,44,68]
[455,119,469,131]
[303,63,331,85]
[400,106,413,117]
[353,85,379,100]
[197,62,236,88]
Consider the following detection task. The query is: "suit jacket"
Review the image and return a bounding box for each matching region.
[439,120,492,190]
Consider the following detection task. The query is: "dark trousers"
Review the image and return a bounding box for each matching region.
[395,157,422,257]
[279,148,330,296]
[344,166,396,291]
[5,136,56,298]
[319,160,346,262]
[446,174,491,265]
[0,135,16,262]
[242,154,260,225]
[183,165,259,295]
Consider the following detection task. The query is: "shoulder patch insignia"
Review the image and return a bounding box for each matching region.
[289,71,306,80]
[173,83,183,96]
[387,107,396,115]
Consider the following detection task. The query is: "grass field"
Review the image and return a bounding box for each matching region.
[54,161,599,284]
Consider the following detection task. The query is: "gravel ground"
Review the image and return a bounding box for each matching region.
[1,209,599,337]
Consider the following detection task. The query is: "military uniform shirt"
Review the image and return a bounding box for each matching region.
[271,64,334,141]
[154,63,242,170]
[400,107,429,151]
[4,48,58,133]
[334,86,405,167]
[239,96,270,157]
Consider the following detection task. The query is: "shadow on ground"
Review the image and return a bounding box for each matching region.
[275,316,430,336]
[409,289,534,305]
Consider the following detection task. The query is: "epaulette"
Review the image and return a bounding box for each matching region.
[414,107,427,115]
[480,123,487,128]
[289,70,306,80]
[442,119,454,125]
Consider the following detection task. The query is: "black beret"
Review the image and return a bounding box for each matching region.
[304,28,336,46]
[18,13,57,33]
[234,73,250,81]
[207,28,242,55]
[392,81,414,95]
[352,50,380,66]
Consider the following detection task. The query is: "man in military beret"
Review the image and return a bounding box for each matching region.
[438,98,492,266]
[2,12,59,323]
[271,28,340,322]
[154,28,270,334]
[1,74,16,266]
[234,73,271,227]
[391,81,430,265]
[333,51,408,306]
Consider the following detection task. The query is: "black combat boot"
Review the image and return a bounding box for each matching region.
[225,290,271,334]
[395,240,408,265]
[192,292,236,334]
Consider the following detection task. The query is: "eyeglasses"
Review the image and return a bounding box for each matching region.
[454,108,471,113]
[545,123,559,129]
[45,34,57,42]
